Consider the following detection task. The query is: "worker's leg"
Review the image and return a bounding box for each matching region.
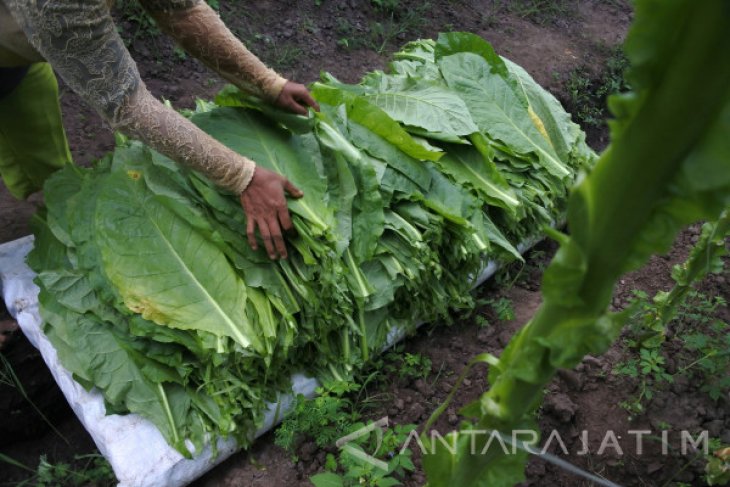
[0,63,72,200]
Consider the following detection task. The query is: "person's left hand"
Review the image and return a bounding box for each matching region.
[275,81,320,115]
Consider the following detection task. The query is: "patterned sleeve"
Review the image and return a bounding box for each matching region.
[4,0,255,193]
[6,0,139,124]
[143,0,288,101]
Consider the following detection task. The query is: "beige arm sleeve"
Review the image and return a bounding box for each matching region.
[117,84,256,194]
[4,0,255,194]
[143,1,288,102]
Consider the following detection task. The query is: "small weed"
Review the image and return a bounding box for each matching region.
[252,34,303,72]
[0,353,68,444]
[301,16,320,35]
[476,296,516,322]
[480,11,500,28]
[615,288,729,417]
[675,295,729,400]
[491,297,516,321]
[335,2,430,54]
[335,17,360,51]
[614,347,674,416]
[705,441,730,486]
[369,349,432,383]
[400,352,432,380]
[0,453,115,487]
[475,314,490,328]
[173,46,187,61]
[115,1,160,42]
[311,423,416,487]
[275,377,417,487]
[371,0,401,13]
[275,382,360,453]
[501,0,574,26]
[563,46,630,129]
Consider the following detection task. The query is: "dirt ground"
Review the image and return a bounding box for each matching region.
[2,1,728,486]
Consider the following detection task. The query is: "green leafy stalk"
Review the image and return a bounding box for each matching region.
[638,211,729,347]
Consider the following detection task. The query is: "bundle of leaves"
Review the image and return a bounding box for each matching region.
[28,33,596,456]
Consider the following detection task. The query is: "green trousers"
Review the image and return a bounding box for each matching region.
[0,63,71,199]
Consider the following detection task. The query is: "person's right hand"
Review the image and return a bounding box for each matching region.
[274,81,320,115]
[240,166,303,259]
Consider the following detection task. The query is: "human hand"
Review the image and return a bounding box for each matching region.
[240,166,303,259]
[274,81,320,115]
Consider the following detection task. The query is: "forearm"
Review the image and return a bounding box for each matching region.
[145,1,287,101]
[114,83,255,193]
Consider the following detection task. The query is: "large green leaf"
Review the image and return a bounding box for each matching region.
[95,170,260,352]
[434,32,508,78]
[347,120,432,192]
[364,85,479,136]
[503,58,584,164]
[312,84,444,162]
[438,53,570,178]
[437,144,520,212]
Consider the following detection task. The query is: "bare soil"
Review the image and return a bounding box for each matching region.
[2,1,728,486]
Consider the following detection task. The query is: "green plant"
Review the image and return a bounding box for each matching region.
[503,0,573,26]
[627,214,729,349]
[115,1,160,43]
[274,375,416,487]
[250,34,303,71]
[335,3,430,54]
[564,47,630,129]
[334,17,359,51]
[614,347,673,415]
[471,295,515,326]
[475,314,490,328]
[301,16,320,35]
[366,349,432,386]
[371,0,401,13]
[311,423,416,487]
[489,297,515,322]
[275,382,360,454]
[616,287,729,414]
[0,453,115,487]
[173,46,187,61]
[401,353,432,380]
[679,310,730,401]
[706,444,730,486]
[615,213,729,412]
